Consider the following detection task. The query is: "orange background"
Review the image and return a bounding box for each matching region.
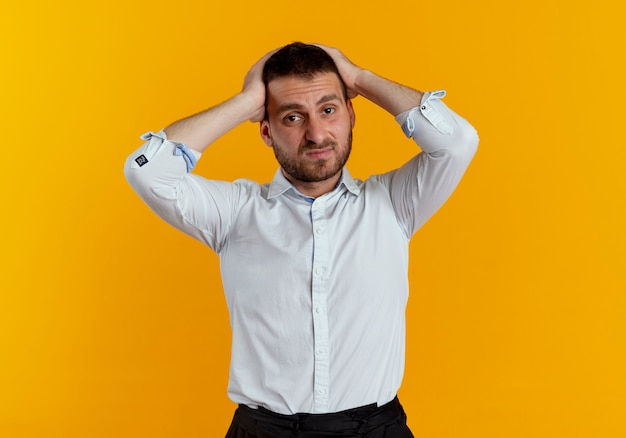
[1,0,625,436]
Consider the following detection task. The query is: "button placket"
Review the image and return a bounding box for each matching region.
[310,198,330,412]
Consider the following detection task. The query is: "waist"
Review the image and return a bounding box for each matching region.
[236,396,405,434]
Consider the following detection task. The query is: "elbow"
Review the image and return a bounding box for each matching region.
[463,123,479,158]
[123,155,141,191]
[449,122,479,166]
[123,153,155,199]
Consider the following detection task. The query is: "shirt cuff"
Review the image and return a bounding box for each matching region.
[396,90,453,138]
[135,130,201,173]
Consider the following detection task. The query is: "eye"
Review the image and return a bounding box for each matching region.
[323,107,335,115]
[284,114,302,123]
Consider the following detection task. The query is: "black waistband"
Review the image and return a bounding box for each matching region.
[236,397,404,434]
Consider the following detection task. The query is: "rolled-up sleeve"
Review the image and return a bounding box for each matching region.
[387,90,479,238]
[123,130,240,252]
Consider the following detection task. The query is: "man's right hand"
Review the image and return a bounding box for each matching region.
[241,49,276,123]
[164,49,277,152]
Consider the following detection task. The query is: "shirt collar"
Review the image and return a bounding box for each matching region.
[267,167,361,200]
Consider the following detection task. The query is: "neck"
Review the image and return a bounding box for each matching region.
[282,170,342,198]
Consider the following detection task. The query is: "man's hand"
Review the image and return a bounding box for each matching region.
[314,44,364,99]
[165,49,277,151]
[317,43,422,116]
[241,49,276,123]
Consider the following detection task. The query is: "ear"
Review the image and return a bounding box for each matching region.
[347,99,356,129]
[259,120,273,147]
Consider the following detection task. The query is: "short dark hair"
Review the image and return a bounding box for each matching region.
[262,42,348,119]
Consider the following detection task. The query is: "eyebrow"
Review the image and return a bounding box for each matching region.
[277,94,342,114]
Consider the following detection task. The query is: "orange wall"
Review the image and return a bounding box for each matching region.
[1,1,625,437]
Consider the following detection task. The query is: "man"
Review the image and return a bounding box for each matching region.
[124,43,478,437]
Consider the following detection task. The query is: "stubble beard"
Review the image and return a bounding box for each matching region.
[272,132,353,184]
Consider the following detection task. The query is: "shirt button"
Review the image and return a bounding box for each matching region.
[316,388,327,395]
[315,307,323,314]
[315,227,324,234]
[315,267,324,275]
[318,348,327,355]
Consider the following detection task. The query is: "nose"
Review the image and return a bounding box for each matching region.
[305,116,327,145]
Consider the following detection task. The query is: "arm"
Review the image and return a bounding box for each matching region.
[164,50,274,152]
[319,45,479,238]
[317,44,423,117]
[123,51,273,251]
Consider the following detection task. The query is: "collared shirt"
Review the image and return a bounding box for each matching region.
[124,91,478,415]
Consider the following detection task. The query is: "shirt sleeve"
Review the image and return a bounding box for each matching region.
[123,130,243,252]
[383,90,479,238]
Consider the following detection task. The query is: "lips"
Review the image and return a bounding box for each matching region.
[301,139,337,160]
[305,147,333,159]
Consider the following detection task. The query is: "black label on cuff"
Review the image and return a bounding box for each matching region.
[135,155,148,167]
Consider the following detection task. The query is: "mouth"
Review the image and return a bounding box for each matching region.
[305,147,334,160]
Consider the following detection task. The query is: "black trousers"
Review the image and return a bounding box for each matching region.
[225,396,414,438]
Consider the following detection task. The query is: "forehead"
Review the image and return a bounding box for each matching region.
[266,72,344,110]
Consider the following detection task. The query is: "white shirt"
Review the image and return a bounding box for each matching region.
[124,91,478,415]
